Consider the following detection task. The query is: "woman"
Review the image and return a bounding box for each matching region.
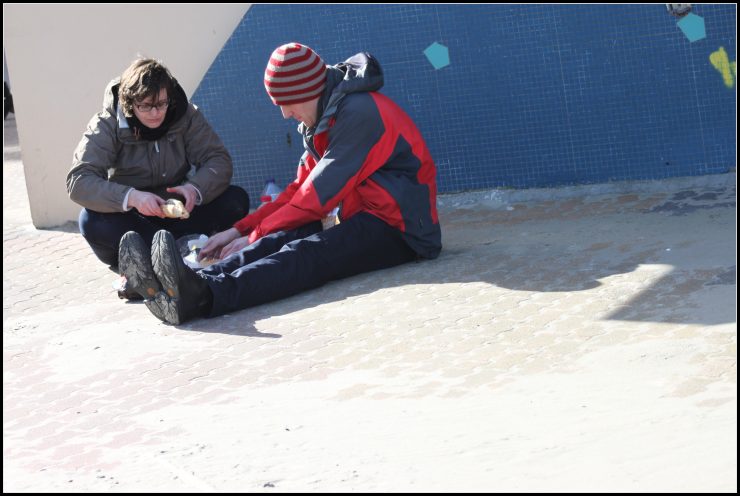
[67,58,250,298]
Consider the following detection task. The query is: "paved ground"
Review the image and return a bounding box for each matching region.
[3,115,737,492]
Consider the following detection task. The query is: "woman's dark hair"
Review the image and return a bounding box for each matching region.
[118,58,176,117]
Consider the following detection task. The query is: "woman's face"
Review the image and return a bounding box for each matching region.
[133,88,169,129]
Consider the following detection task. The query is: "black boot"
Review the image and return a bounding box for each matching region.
[149,230,213,325]
[118,231,162,300]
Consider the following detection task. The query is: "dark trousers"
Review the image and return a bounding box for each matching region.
[79,185,250,269]
[202,212,418,317]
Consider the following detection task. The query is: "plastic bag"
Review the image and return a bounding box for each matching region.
[176,234,220,269]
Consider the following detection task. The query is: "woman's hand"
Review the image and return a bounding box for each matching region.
[128,190,165,217]
[166,184,198,212]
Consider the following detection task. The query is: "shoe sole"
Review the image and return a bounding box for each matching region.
[144,293,179,325]
[119,232,162,299]
[151,230,186,325]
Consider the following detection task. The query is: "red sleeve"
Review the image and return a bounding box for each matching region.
[247,183,325,243]
[233,155,312,236]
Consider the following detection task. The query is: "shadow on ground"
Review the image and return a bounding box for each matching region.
[175,187,736,336]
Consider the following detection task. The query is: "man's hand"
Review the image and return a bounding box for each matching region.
[199,227,241,261]
[166,184,198,212]
[128,190,166,217]
[219,236,251,259]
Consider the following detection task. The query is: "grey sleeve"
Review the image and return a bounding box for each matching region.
[66,112,131,213]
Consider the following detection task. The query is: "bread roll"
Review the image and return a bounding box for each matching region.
[198,257,219,267]
[162,199,189,219]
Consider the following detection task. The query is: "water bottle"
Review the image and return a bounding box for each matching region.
[260,178,283,203]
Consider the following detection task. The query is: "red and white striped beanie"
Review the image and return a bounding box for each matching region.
[264,43,327,105]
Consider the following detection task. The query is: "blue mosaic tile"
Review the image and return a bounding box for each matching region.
[193,4,736,209]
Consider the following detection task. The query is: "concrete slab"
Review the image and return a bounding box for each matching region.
[3,116,736,492]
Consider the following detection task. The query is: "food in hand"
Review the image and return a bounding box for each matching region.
[162,199,189,219]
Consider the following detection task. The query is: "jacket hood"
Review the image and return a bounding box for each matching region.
[308,52,384,135]
[102,78,120,114]
[328,52,384,96]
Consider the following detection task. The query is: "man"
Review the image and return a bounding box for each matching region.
[66,58,250,297]
[121,43,441,324]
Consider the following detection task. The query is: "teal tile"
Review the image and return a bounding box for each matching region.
[423,42,450,70]
[677,13,706,42]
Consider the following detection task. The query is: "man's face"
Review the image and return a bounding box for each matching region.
[279,98,318,128]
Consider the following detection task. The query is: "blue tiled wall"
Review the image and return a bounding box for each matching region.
[193,4,736,208]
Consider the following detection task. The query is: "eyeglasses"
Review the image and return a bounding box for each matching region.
[135,100,170,113]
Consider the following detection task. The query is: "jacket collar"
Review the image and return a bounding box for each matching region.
[299,52,384,137]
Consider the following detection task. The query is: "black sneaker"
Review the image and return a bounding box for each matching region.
[118,231,162,300]
[149,230,213,325]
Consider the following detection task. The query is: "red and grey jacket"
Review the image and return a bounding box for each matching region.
[234,52,442,259]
